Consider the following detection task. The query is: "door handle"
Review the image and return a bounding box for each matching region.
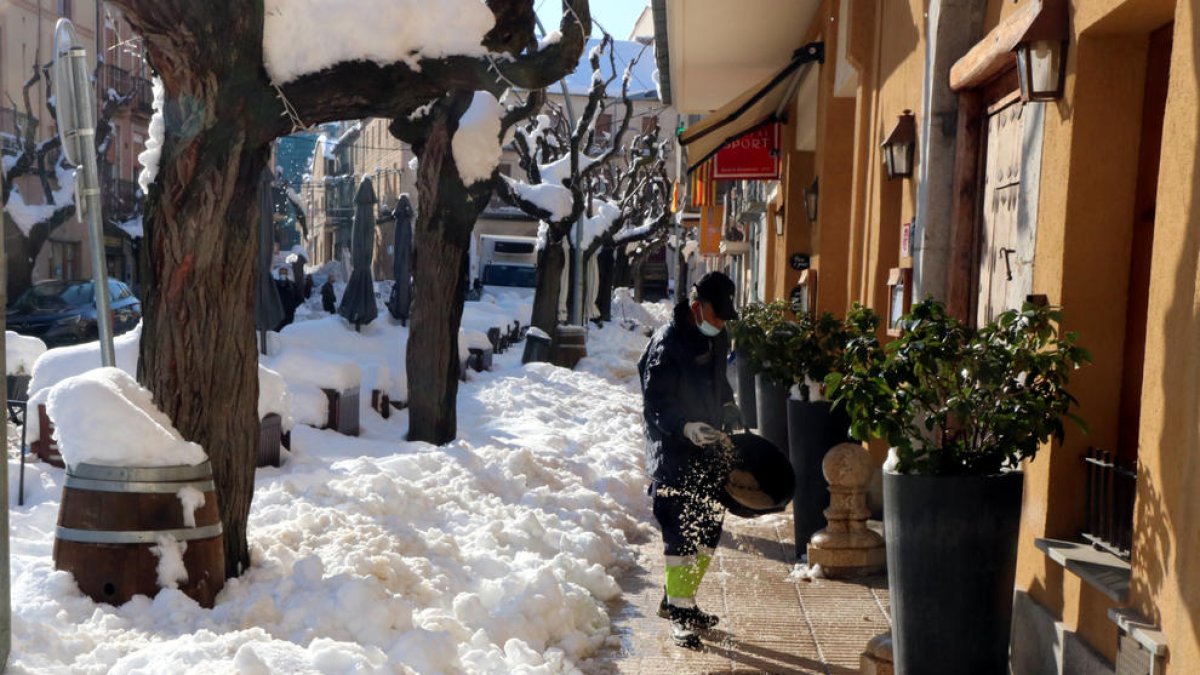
[1000,248,1016,281]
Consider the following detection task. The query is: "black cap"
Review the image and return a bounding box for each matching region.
[693,271,738,321]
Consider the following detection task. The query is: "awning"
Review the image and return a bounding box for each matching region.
[678,42,824,174]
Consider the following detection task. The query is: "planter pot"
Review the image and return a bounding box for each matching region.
[754,374,789,453]
[522,331,553,364]
[786,400,851,556]
[884,471,1024,675]
[734,354,758,430]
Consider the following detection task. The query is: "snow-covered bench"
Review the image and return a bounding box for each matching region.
[261,349,361,437]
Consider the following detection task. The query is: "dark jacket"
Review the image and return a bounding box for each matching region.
[638,301,735,489]
[321,280,337,314]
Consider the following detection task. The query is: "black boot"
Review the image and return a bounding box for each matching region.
[658,593,720,630]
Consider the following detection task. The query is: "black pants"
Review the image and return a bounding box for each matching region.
[651,482,725,557]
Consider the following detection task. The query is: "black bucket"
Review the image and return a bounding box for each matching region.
[717,432,794,518]
[734,354,758,430]
[885,471,1023,675]
[754,374,789,453]
[786,400,852,555]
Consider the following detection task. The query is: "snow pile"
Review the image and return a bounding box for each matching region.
[452,91,503,186]
[28,322,142,395]
[44,367,207,468]
[503,176,573,221]
[262,349,361,392]
[258,365,295,432]
[4,159,77,236]
[262,0,494,83]
[580,199,621,251]
[5,296,664,671]
[137,77,165,194]
[151,535,189,590]
[789,562,825,582]
[609,288,671,331]
[6,332,47,376]
[176,486,206,528]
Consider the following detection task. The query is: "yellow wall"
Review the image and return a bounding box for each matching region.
[998,0,1191,668]
[843,0,923,314]
[1131,1,1200,670]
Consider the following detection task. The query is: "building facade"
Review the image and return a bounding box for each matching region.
[655,0,1199,671]
[1,1,151,290]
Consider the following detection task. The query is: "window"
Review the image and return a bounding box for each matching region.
[641,116,659,135]
[49,241,81,280]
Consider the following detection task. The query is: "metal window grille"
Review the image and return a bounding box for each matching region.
[1082,447,1137,560]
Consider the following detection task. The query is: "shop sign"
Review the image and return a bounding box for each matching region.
[900,221,913,259]
[790,253,810,271]
[713,124,781,180]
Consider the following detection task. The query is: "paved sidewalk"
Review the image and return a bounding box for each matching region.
[587,510,891,674]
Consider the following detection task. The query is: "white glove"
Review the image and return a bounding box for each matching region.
[683,422,727,448]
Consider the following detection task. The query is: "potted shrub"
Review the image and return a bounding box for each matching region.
[731,300,794,453]
[779,305,875,553]
[726,302,766,430]
[824,299,1089,675]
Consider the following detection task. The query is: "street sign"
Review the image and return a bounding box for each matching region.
[53,19,116,368]
[790,253,811,271]
[713,123,781,180]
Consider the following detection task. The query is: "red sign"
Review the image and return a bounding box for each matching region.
[900,221,913,259]
[713,123,781,180]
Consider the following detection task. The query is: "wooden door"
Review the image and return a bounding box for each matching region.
[975,100,1026,326]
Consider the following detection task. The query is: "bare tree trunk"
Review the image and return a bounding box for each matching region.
[405,98,484,444]
[138,136,269,578]
[596,245,614,321]
[530,240,566,335]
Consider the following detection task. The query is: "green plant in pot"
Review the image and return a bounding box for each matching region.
[728,300,794,451]
[824,298,1089,675]
[774,306,876,554]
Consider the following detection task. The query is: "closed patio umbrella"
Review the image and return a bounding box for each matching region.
[338,177,379,330]
[255,168,284,353]
[386,193,414,324]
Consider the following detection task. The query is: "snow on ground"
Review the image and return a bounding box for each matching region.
[6,290,674,673]
[6,332,46,376]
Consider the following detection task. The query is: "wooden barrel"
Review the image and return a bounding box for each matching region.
[552,325,588,369]
[53,461,225,608]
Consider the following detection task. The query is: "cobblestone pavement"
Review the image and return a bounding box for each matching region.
[585,510,891,674]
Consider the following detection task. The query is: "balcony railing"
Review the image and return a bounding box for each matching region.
[98,63,154,115]
[1082,448,1136,561]
[103,177,140,221]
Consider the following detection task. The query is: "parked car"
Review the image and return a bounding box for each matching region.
[7,279,141,347]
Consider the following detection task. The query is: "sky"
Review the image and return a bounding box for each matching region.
[534,0,649,41]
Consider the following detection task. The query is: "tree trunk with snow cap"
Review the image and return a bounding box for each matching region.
[108,0,592,574]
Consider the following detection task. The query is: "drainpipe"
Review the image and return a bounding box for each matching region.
[912,0,986,303]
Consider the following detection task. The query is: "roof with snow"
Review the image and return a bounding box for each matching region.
[560,38,658,100]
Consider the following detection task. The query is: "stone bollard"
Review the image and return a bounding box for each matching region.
[806,442,885,578]
[860,632,894,675]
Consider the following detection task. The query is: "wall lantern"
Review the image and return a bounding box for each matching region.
[881,111,916,180]
[1014,0,1069,102]
[804,178,819,223]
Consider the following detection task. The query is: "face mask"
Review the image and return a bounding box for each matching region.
[695,303,723,337]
